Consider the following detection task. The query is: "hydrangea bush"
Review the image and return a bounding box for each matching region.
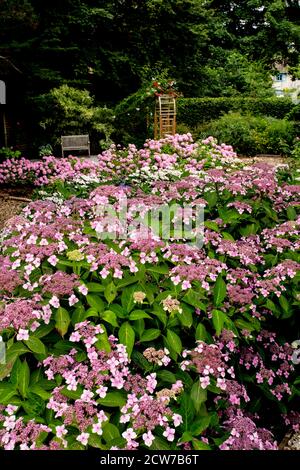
[0,134,299,450]
[0,135,240,190]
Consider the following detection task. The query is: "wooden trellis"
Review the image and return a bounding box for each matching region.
[154,94,177,139]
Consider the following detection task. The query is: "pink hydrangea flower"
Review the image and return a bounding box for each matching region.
[163,427,175,442]
[16,329,29,341]
[142,430,155,447]
[48,255,58,266]
[68,294,79,306]
[76,433,89,446]
[49,296,60,308]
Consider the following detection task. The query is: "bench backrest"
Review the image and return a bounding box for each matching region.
[61,135,89,148]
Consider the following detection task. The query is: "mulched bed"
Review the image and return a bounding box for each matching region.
[0,186,33,229]
[279,432,300,450]
[238,155,286,166]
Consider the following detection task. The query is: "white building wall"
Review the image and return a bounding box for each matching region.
[272,72,300,103]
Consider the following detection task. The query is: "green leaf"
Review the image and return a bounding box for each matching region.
[32,323,54,339]
[10,358,22,386]
[279,295,289,314]
[218,208,240,224]
[213,276,226,307]
[72,305,87,324]
[205,191,218,208]
[264,299,281,317]
[88,434,106,449]
[116,274,142,289]
[109,303,127,318]
[204,220,219,232]
[107,437,127,449]
[61,386,83,400]
[146,265,169,275]
[212,309,227,336]
[86,294,105,312]
[0,384,18,404]
[76,350,87,362]
[166,329,182,355]
[261,201,278,222]
[0,343,30,380]
[179,305,193,328]
[69,441,85,450]
[240,223,257,237]
[121,287,135,313]
[22,393,45,416]
[132,319,145,339]
[190,416,211,435]
[102,310,118,327]
[152,305,167,326]
[235,318,257,332]
[29,384,51,400]
[129,310,151,320]
[192,439,211,450]
[140,329,161,343]
[104,283,117,304]
[7,342,30,356]
[287,205,297,221]
[155,291,175,303]
[182,290,206,310]
[190,380,207,413]
[86,282,105,292]
[143,284,156,304]
[180,431,193,443]
[97,392,126,407]
[150,437,171,450]
[55,307,70,337]
[102,423,120,444]
[176,370,193,388]
[195,323,207,341]
[95,325,111,353]
[25,337,47,356]
[17,360,30,398]
[180,393,195,431]
[73,306,98,324]
[156,370,176,384]
[131,350,152,372]
[118,322,135,357]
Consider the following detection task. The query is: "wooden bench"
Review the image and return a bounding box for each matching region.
[61,135,90,157]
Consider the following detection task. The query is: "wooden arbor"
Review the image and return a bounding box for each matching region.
[154,94,177,139]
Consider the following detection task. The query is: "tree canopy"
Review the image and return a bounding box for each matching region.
[1,0,299,151]
[1,0,299,101]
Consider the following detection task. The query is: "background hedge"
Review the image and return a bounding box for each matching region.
[177,97,296,127]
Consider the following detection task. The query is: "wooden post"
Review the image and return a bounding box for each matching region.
[3,110,8,147]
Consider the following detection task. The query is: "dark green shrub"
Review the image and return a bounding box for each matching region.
[0,147,21,160]
[34,85,115,154]
[195,112,296,156]
[286,104,300,121]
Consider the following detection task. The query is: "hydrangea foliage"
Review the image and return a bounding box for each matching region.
[0,135,299,450]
